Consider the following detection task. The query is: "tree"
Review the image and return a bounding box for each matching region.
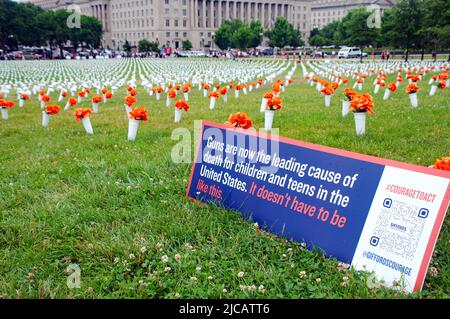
[265,17,303,48]
[249,20,263,48]
[182,39,193,50]
[138,39,152,52]
[214,20,233,50]
[342,9,380,62]
[123,40,131,52]
[420,0,450,52]
[383,0,423,61]
[232,26,253,50]
[309,34,330,47]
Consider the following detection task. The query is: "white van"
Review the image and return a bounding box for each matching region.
[338,47,362,59]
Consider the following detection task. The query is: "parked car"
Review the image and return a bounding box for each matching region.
[310,51,328,57]
[338,47,367,59]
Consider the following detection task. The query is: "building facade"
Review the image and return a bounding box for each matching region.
[310,0,395,29]
[27,0,395,49]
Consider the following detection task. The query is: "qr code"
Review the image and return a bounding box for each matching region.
[371,199,426,261]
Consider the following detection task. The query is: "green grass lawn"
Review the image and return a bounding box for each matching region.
[0,59,449,298]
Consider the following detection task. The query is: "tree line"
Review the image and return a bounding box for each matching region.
[214,17,304,50]
[309,0,450,61]
[0,0,103,51]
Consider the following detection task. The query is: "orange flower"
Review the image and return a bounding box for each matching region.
[220,87,228,95]
[341,77,349,84]
[182,85,190,93]
[74,108,92,121]
[175,85,181,91]
[376,78,385,86]
[92,96,102,104]
[229,81,234,88]
[438,72,448,80]
[1,100,14,109]
[208,92,220,99]
[155,87,163,93]
[407,74,420,82]
[129,89,138,97]
[272,83,281,94]
[350,93,374,114]
[129,107,148,121]
[77,91,85,97]
[214,84,221,89]
[331,82,339,90]
[61,91,68,97]
[203,84,211,91]
[175,99,190,111]
[84,88,90,95]
[257,78,263,85]
[168,90,177,99]
[0,93,3,99]
[406,83,420,94]
[437,80,446,89]
[105,92,113,99]
[264,92,273,99]
[45,105,60,115]
[38,90,45,96]
[20,93,30,100]
[124,95,137,107]
[388,83,397,92]
[267,97,282,111]
[433,157,450,171]
[235,84,242,91]
[356,77,364,83]
[41,95,50,102]
[321,86,334,95]
[127,86,134,92]
[344,88,357,101]
[101,88,108,94]
[226,112,252,129]
[68,97,77,106]
[288,79,294,85]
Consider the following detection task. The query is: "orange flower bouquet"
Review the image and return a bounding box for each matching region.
[433,156,450,171]
[105,91,113,100]
[174,99,190,123]
[166,90,177,107]
[272,82,281,96]
[42,105,60,127]
[265,97,282,131]
[342,88,357,117]
[0,100,14,120]
[384,82,397,100]
[356,77,364,91]
[202,83,211,97]
[77,91,85,103]
[124,95,137,116]
[257,78,263,88]
[406,83,419,107]
[226,112,252,129]
[41,94,50,109]
[234,84,242,98]
[128,107,148,141]
[19,93,30,107]
[350,93,374,135]
[92,96,102,113]
[220,87,228,103]
[58,90,67,102]
[321,85,334,107]
[182,84,191,101]
[249,82,256,92]
[65,97,77,111]
[74,108,93,135]
[260,92,273,112]
[208,91,220,109]
[155,87,163,100]
[430,80,446,96]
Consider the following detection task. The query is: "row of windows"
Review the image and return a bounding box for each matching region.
[312,10,346,17]
[112,30,190,40]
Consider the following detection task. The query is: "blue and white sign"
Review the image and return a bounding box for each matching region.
[186,121,450,292]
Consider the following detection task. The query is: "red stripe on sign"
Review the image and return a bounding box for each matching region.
[414,182,450,291]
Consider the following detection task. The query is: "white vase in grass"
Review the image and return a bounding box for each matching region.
[428,78,434,85]
[174,108,183,123]
[166,97,171,107]
[409,93,418,108]
[82,117,94,135]
[264,110,275,131]
[42,111,50,127]
[103,94,107,103]
[353,112,366,135]
[235,90,239,98]
[357,83,362,91]
[40,100,46,109]
[243,87,248,95]
[203,89,208,97]
[429,85,437,96]
[156,92,161,100]
[222,94,228,103]
[92,103,99,113]
[374,84,380,94]
[209,98,217,109]
[324,95,331,108]
[183,92,189,101]
[1,108,8,120]
[260,98,268,112]
[127,119,139,141]
[19,99,24,108]
[342,100,350,117]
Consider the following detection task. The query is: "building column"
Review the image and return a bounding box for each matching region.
[190,0,195,28]
[246,2,251,23]
[225,0,229,20]
[209,0,214,28]
[232,1,236,19]
[202,0,206,28]
[218,1,222,26]
[268,3,272,27]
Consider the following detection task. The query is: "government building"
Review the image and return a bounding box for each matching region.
[27,0,395,49]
